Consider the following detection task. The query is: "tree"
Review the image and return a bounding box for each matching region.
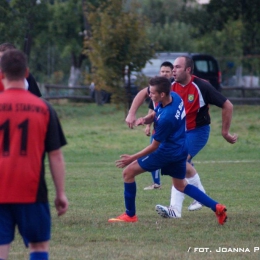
[84,0,155,112]
[0,0,49,58]
[183,0,260,56]
[136,0,197,52]
[146,21,195,52]
[48,0,85,86]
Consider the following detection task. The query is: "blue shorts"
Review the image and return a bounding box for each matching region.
[0,203,51,247]
[138,151,187,179]
[186,125,210,160]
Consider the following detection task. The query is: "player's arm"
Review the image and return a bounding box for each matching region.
[221,99,238,144]
[116,139,160,168]
[48,149,69,216]
[125,87,149,128]
[144,109,154,136]
[135,110,155,126]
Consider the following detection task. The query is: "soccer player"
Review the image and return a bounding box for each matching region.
[0,50,68,260]
[0,42,42,97]
[125,55,237,218]
[108,76,227,225]
[143,61,174,190]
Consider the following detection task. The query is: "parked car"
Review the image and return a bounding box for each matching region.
[141,52,222,91]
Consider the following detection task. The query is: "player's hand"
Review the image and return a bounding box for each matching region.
[115,154,133,168]
[223,133,238,144]
[125,114,136,129]
[135,117,145,126]
[144,125,151,136]
[55,193,69,216]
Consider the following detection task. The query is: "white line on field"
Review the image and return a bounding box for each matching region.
[63,160,260,165]
[193,160,260,164]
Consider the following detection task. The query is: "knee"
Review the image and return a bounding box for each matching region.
[173,179,187,192]
[122,168,134,182]
[29,241,49,252]
[185,162,196,178]
[174,185,185,193]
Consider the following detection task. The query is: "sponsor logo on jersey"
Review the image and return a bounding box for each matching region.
[188,94,194,102]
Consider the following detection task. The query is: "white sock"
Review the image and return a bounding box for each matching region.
[170,186,185,216]
[186,173,206,193]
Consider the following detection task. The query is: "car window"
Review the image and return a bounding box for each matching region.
[195,60,208,73]
[194,59,217,73]
[208,60,217,72]
[142,59,162,76]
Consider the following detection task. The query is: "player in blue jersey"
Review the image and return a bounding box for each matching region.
[144,61,174,190]
[108,76,227,225]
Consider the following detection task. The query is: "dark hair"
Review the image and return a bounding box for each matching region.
[0,50,27,81]
[160,61,173,70]
[0,42,16,52]
[180,55,194,74]
[149,76,171,96]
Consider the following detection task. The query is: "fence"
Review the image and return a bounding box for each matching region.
[42,84,260,105]
[221,86,260,104]
[43,84,92,101]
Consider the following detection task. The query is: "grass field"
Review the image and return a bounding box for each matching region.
[9,102,260,260]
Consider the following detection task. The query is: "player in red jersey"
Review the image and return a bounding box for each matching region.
[125,55,237,218]
[0,43,42,97]
[0,50,68,260]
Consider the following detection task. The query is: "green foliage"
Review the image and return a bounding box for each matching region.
[194,19,243,58]
[138,0,186,25]
[48,0,83,58]
[31,0,88,83]
[84,0,155,110]
[0,0,49,52]
[183,0,260,56]
[147,21,195,52]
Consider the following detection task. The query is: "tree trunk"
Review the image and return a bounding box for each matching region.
[68,66,81,87]
[68,51,85,87]
[94,89,103,106]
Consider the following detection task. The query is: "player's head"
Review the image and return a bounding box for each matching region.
[0,43,16,58]
[183,56,194,74]
[173,56,194,84]
[0,49,28,81]
[149,76,171,102]
[159,61,173,79]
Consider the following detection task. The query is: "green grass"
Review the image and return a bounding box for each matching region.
[9,102,260,260]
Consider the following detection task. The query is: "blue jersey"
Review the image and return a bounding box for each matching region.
[153,92,187,160]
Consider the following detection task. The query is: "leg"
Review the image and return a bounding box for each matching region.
[144,169,161,190]
[166,162,202,216]
[186,162,205,211]
[0,244,10,260]
[108,160,144,223]
[155,160,187,219]
[155,177,184,218]
[173,178,216,211]
[0,205,15,260]
[175,180,227,225]
[144,136,161,190]
[186,126,209,210]
[29,241,49,260]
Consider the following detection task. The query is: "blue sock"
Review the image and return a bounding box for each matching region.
[30,252,49,260]
[184,184,218,212]
[151,169,160,185]
[124,182,136,217]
